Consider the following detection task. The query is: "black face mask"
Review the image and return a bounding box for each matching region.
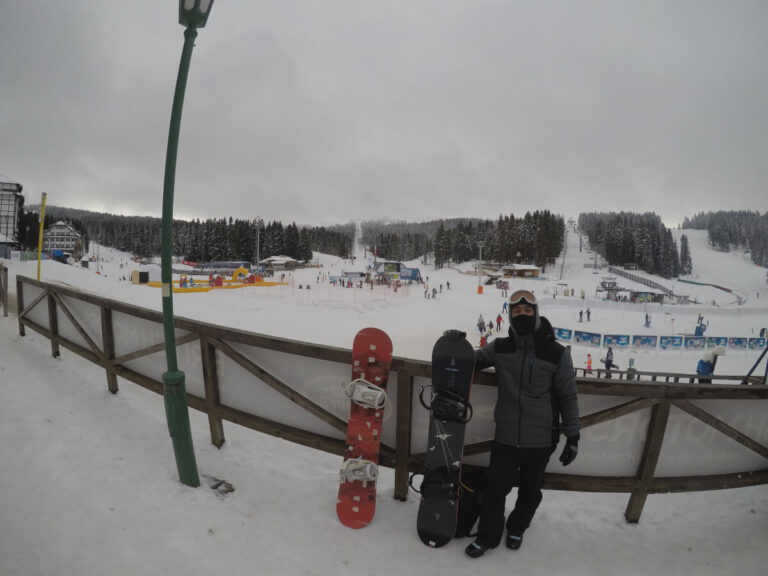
[511,314,536,335]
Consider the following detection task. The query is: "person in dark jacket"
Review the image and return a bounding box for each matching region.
[465,289,580,558]
[605,346,614,370]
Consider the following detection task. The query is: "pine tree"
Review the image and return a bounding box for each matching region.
[679,234,692,275]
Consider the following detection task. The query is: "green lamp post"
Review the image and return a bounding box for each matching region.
[160,0,214,487]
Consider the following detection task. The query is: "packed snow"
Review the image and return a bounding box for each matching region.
[1,227,767,575]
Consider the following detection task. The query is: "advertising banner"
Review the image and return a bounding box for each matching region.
[660,336,683,350]
[632,335,658,349]
[554,327,572,341]
[728,337,748,350]
[684,336,706,350]
[748,337,767,350]
[399,267,419,281]
[706,336,728,348]
[574,331,601,347]
[603,334,630,348]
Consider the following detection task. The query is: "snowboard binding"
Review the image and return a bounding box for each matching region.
[340,458,379,483]
[343,378,388,410]
[419,386,473,423]
[409,470,460,501]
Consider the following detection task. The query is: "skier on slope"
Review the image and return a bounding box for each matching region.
[464,290,580,558]
[477,315,486,335]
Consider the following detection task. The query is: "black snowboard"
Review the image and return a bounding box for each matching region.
[416,333,475,548]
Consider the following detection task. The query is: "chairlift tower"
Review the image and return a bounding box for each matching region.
[476,241,485,286]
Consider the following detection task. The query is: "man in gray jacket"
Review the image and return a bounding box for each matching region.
[466,289,580,558]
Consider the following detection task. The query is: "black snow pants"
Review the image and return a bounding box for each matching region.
[475,442,553,547]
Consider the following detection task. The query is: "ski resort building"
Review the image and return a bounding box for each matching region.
[43,221,81,254]
[499,264,541,278]
[0,172,23,258]
[259,255,300,270]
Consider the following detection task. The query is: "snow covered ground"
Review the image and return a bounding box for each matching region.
[1,228,767,575]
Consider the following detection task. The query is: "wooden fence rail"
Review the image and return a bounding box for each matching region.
[11,274,768,522]
[0,263,8,317]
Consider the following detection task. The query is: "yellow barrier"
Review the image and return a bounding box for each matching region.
[232,267,249,281]
[145,281,287,292]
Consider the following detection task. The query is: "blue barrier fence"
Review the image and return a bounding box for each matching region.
[555,328,766,351]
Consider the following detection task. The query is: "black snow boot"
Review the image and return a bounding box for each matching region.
[465,541,493,558]
[506,533,523,550]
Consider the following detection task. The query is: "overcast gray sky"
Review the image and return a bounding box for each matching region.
[1,0,767,227]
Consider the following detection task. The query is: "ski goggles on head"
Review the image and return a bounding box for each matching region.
[508,290,537,307]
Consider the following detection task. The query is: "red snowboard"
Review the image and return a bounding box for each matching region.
[336,327,393,529]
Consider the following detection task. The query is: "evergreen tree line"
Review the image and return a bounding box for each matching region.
[26,206,354,262]
[578,212,689,278]
[682,210,768,267]
[361,211,565,270]
[360,219,470,261]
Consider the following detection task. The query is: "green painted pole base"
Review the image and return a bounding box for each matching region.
[163,370,200,487]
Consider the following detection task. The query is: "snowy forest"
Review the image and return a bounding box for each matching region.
[19,206,355,262]
[18,205,767,275]
[362,211,565,270]
[578,212,691,279]
[682,210,768,267]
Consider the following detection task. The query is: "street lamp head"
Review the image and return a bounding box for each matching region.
[179,0,213,29]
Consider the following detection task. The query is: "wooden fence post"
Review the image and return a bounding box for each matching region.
[394,370,413,501]
[47,290,60,358]
[101,307,119,394]
[1,264,7,317]
[16,277,25,336]
[201,334,225,448]
[625,398,670,523]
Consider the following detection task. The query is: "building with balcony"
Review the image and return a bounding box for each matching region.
[0,172,23,257]
[43,221,81,254]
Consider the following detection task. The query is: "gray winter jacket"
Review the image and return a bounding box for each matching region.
[475,317,580,448]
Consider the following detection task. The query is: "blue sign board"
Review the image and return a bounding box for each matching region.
[603,334,630,348]
[660,336,682,350]
[399,267,422,282]
[632,335,658,349]
[728,337,748,350]
[554,328,572,341]
[706,336,728,348]
[684,336,706,350]
[748,337,767,350]
[574,331,601,347]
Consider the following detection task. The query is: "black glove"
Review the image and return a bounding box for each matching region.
[443,329,467,341]
[559,435,579,466]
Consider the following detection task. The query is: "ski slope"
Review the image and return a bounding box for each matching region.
[1,228,767,575]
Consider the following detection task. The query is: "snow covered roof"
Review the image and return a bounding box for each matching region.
[259,255,298,264]
[500,263,541,271]
[0,171,20,185]
[45,221,81,237]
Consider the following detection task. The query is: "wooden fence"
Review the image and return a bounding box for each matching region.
[0,263,8,317]
[12,274,768,523]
